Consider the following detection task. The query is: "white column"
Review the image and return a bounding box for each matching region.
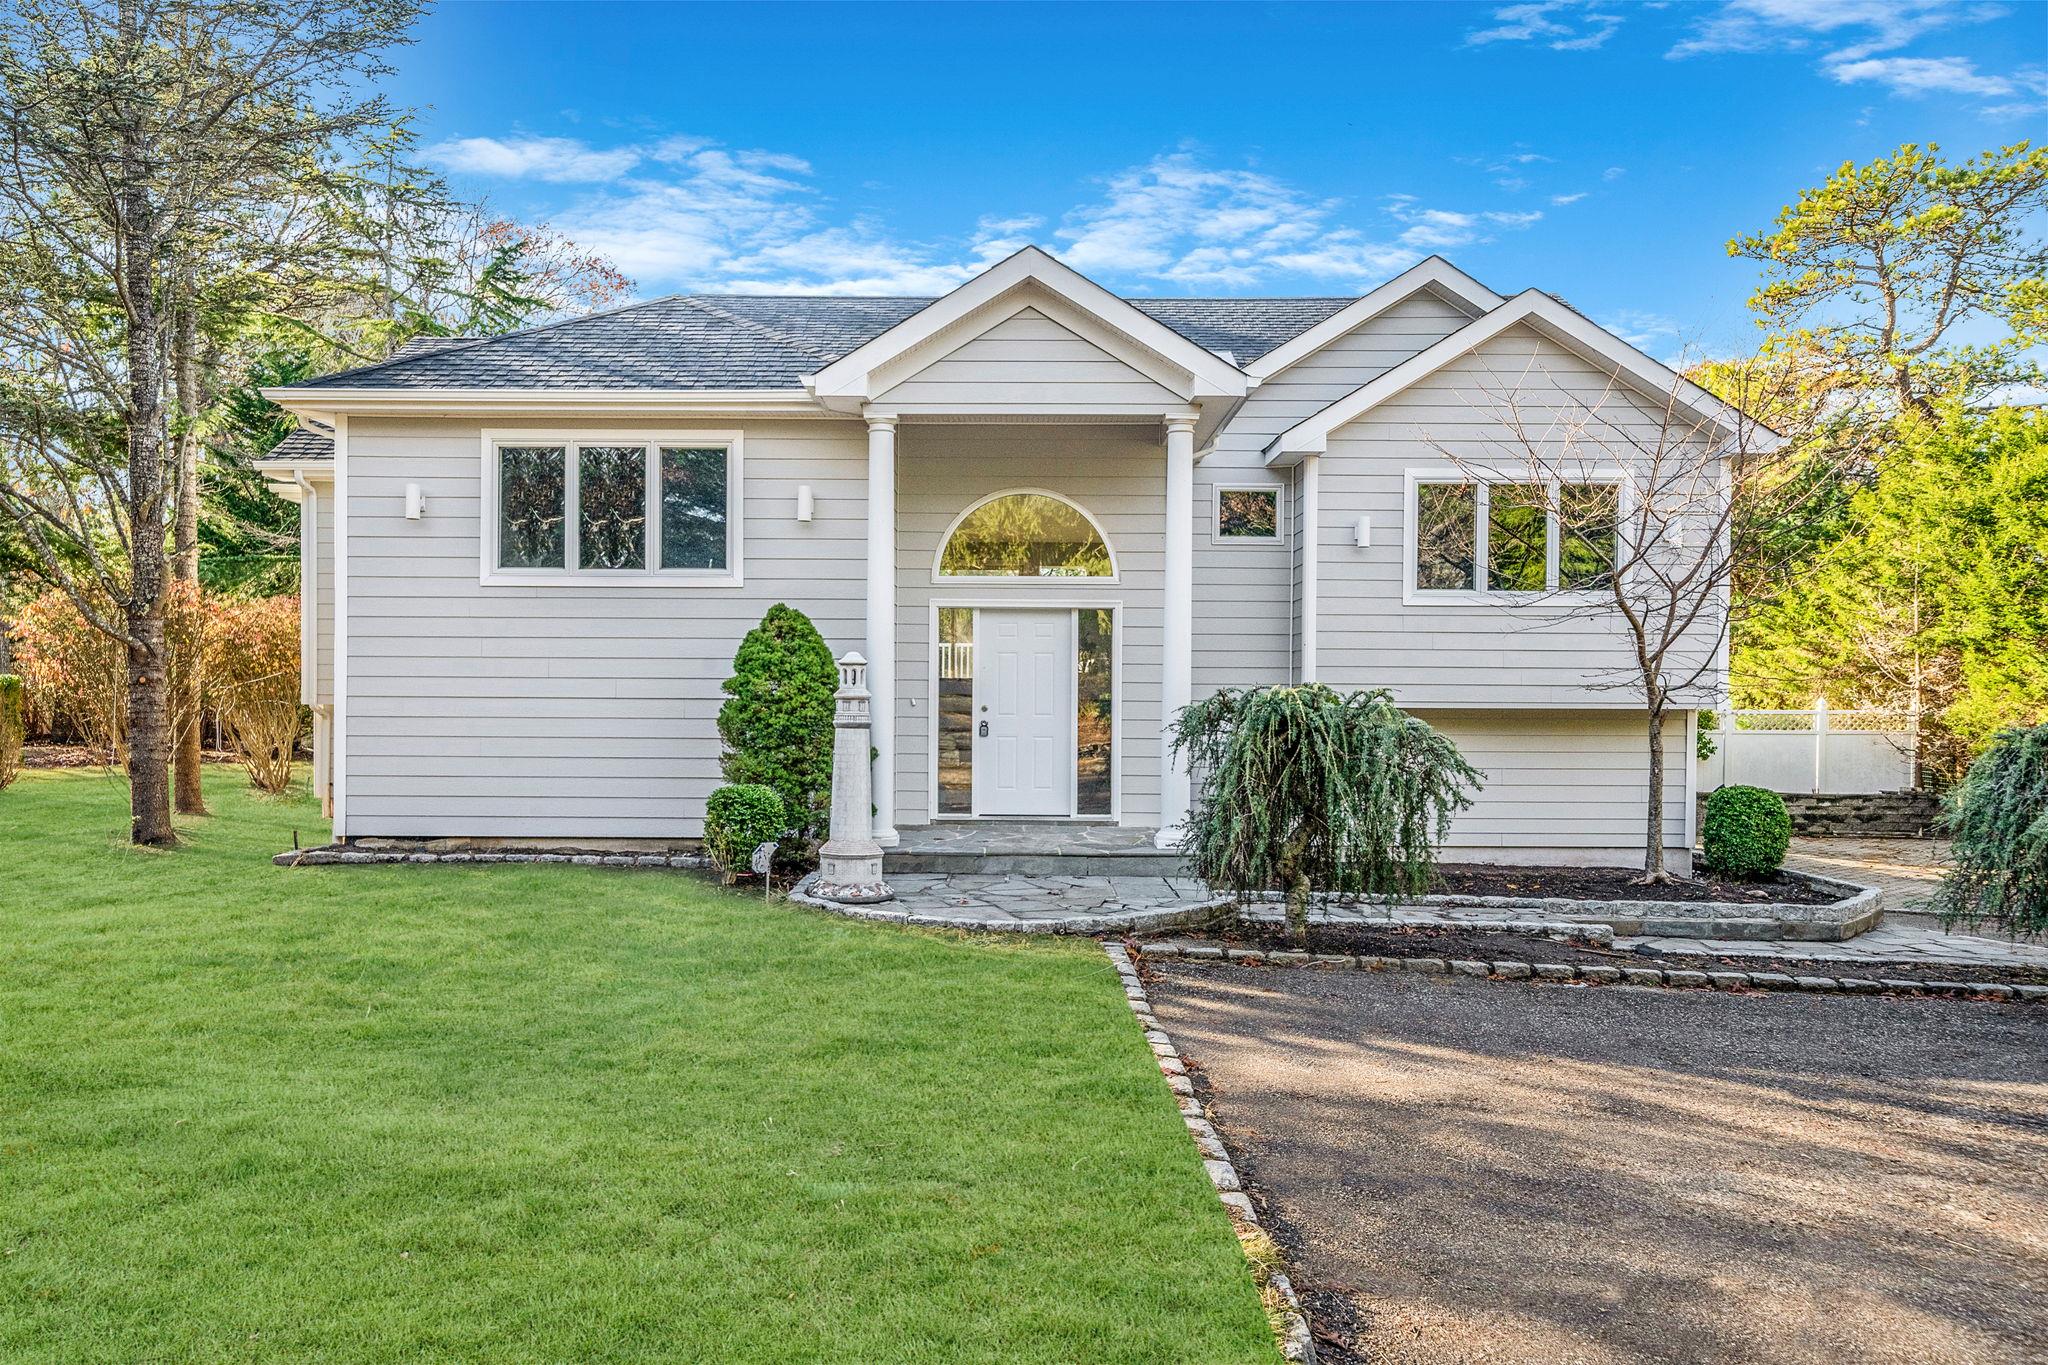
[1157,416,1196,848]
[1299,453,1320,683]
[865,415,899,844]
[814,653,893,904]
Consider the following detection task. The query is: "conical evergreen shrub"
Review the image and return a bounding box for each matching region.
[717,604,839,844]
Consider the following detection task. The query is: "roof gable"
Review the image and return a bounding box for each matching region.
[1264,290,1779,464]
[806,246,1248,408]
[1243,257,1501,380]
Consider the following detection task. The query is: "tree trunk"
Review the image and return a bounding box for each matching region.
[126,607,175,845]
[116,0,175,847]
[1641,706,1668,882]
[170,297,206,815]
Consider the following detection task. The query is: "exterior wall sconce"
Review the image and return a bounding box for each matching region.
[796,484,814,523]
[1353,514,1370,548]
[405,483,425,520]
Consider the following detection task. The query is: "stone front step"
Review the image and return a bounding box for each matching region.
[884,821,1189,877]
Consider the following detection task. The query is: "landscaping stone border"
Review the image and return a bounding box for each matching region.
[273,844,709,870]
[1103,943,1316,1364]
[1263,867,1884,942]
[1133,940,2047,1003]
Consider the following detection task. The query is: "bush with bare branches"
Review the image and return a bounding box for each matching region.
[206,594,301,793]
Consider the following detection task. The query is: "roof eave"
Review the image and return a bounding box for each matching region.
[261,386,828,417]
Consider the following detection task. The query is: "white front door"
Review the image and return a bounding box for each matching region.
[973,609,1073,816]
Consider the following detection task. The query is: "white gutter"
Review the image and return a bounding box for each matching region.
[259,386,828,418]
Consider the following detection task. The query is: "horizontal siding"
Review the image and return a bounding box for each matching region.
[879,309,1184,410]
[1196,292,1472,692]
[894,424,1163,827]
[1424,709,1691,863]
[1313,321,1721,708]
[341,415,869,839]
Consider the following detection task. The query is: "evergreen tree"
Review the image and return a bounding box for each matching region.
[717,606,839,844]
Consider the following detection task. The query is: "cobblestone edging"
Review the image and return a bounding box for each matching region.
[786,874,1233,935]
[1133,941,2048,1003]
[273,845,710,870]
[1245,870,1883,942]
[1104,943,1316,1364]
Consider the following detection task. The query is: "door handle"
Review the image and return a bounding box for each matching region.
[978,720,990,738]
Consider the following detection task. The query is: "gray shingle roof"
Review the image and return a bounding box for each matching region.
[288,293,1363,393]
[256,426,335,462]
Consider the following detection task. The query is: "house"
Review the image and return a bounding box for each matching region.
[260,247,1752,872]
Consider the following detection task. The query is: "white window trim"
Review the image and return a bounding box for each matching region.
[479,429,744,587]
[1210,483,1285,545]
[929,486,1121,584]
[1401,466,1627,607]
[924,597,1124,824]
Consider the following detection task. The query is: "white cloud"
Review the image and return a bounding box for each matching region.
[443,138,1549,296]
[1601,308,1683,350]
[1551,191,1589,205]
[1667,1,2034,109]
[1467,1,1625,51]
[426,135,644,183]
[1668,0,1997,61]
[1827,54,2016,96]
[1602,166,1628,181]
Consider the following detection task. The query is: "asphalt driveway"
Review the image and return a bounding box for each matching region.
[1146,964,2048,1365]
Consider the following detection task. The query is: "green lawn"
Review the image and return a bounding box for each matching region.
[0,769,1278,1364]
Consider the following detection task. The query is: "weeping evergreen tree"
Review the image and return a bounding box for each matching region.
[1932,723,2048,937]
[1171,685,1483,942]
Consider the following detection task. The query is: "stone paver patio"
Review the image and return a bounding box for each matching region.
[1784,836,1947,911]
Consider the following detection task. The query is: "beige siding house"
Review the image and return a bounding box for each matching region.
[261,247,1754,871]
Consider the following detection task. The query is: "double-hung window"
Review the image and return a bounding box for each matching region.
[486,433,741,585]
[1409,473,1620,598]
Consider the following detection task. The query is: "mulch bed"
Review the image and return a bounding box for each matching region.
[1427,862,1840,905]
[1171,922,2048,987]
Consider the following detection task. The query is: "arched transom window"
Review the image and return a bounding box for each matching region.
[937,491,1116,579]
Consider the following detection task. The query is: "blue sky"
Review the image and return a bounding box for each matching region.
[390,0,2046,357]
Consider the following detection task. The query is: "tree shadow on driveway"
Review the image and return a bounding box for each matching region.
[1145,964,2048,1365]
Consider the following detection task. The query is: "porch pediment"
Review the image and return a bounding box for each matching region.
[804,246,1248,427]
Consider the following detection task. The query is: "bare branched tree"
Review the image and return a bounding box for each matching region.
[0,0,420,843]
[1428,363,1802,882]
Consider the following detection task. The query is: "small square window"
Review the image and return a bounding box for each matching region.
[1217,487,1280,540]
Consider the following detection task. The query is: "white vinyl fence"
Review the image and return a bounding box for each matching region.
[1698,704,1918,795]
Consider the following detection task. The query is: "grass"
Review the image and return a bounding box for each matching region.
[0,768,1279,1364]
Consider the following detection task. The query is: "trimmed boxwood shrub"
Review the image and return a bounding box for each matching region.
[1932,723,2048,936]
[1701,784,1791,879]
[0,674,22,792]
[704,783,786,883]
[717,605,837,844]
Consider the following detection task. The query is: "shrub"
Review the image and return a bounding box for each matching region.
[10,583,205,763]
[1932,723,2048,936]
[717,605,838,844]
[1700,785,1791,878]
[206,595,302,794]
[703,783,787,883]
[1171,684,1483,942]
[0,674,22,791]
